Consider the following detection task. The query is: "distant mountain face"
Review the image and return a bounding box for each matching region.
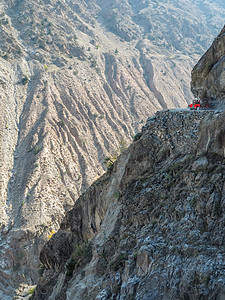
[94,0,224,53]
[0,0,225,298]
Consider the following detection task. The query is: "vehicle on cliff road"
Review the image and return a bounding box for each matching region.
[188,99,210,110]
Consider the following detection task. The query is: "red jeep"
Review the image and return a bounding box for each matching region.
[188,100,201,110]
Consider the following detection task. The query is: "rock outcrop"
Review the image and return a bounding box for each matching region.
[33,108,225,300]
[191,25,225,102]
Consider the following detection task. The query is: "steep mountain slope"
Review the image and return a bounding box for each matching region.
[33,108,225,299]
[33,23,225,300]
[191,25,225,102]
[0,0,225,298]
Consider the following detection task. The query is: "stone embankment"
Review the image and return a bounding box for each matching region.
[144,109,220,152]
[33,108,225,300]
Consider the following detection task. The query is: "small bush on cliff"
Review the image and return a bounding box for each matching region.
[119,139,127,153]
[33,145,40,155]
[58,119,65,127]
[133,132,142,141]
[28,287,36,295]
[22,76,29,85]
[38,263,45,276]
[109,252,128,272]
[104,155,117,170]
[66,242,92,277]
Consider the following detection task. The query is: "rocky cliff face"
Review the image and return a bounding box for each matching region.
[191,25,225,102]
[0,0,225,298]
[33,108,225,300]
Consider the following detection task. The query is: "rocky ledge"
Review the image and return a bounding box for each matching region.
[31,108,225,300]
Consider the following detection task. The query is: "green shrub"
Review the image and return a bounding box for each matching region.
[13,263,20,271]
[119,139,127,153]
[38,264,45,276]
[109,252,128,272]
[28,287,35,295]
[22,76,29,85]
[202,274,210,285]
[104,155,117,170]
[66,242,92,277]
[33,145,40,155]
[58,119,65,127]
[133,132,142,141]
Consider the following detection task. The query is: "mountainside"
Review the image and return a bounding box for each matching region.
[0,0,225,298]
[191,25,225,102]
[32,22,225,300]
[33,108,225,299]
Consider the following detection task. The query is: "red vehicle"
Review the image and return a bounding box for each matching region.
[188,99,201,110]
[188,99,211,110]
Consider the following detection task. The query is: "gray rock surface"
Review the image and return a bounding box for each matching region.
[191,25,225,102]
[33,109,225,300]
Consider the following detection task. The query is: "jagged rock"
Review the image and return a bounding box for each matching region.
[191,25,225,102]
[33,108,225,300]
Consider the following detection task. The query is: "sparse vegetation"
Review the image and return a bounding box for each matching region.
[28,287,36,295]
[133,132,142,141]
[38,263,46,276]
[113,191,121,198]
[109,252,128,271]
[119,139,127,153]
[104,155,117,170]
[58,119,65,127]
[66,242,92,277]
[13,263,20,271]
[33,145,40,155]
[22,76,29,85]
